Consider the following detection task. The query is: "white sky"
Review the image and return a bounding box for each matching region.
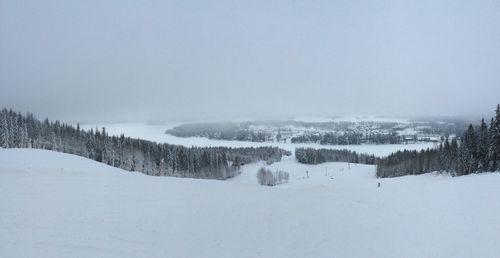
[1,0,499,122]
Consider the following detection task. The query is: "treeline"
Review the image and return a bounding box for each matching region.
[377,105,500,178]
[228,147,290,164]
[166,123,269,142]
[291,132,402,145]
[295,147,378,165]
[0,108,289,179]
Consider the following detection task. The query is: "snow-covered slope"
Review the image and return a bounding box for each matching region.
[1,148,500,258]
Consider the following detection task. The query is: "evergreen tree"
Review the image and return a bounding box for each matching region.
[0,107,290,179]
[457,142,473,176]
[0,111,10,148]
[489,118,498,171]
[493,105,500,171]
[377,105,500,177]
[477,118,489,171]
[463,124,478,172]
[295,148,377,165]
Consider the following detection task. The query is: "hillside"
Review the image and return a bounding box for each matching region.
[2,148,500,257]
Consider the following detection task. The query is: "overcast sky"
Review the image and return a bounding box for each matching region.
[1,0,499,123]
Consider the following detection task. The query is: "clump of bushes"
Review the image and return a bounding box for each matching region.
[257,167,289,186]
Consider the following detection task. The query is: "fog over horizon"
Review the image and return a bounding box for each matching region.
[1,0,499,124]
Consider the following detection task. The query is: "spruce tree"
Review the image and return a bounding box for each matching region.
[0,111,10,148]
[493,105,500,171]
[477,118,489,171]
[464,124,478,172]
[457,141,472,176]
[488,118,498,171]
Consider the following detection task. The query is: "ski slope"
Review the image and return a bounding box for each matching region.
[1,148,500,258]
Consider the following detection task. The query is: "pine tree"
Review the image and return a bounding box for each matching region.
[457,141,472,176]
[493,105,500,171]
[101,127,111,165]
[477,118,489,172]
[463,125,478,173]
[0,111,11,148]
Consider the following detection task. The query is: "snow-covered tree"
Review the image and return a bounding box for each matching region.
[257,167,289,186]
[477,118,489,171]
[0,111,10,148]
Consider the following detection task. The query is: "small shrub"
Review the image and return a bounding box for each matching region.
[257,167,289,186]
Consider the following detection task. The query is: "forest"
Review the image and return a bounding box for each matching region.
[295,147,378,165]
[166,122,270,142]
[0,109,290,179]
[291,132,401,145]
[377,105,500,177]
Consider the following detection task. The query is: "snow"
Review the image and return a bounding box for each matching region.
[2,148,500,258]
[81,123,437,157]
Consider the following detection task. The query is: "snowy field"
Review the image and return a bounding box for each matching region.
[2,148,500,258]
[81,123,436,156]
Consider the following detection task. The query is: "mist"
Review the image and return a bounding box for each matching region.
[1,0,499,123]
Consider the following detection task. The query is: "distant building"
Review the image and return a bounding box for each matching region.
[400,135,417,144]
[417,134,441,142]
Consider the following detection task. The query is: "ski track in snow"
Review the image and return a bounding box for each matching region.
[2,148,500,258]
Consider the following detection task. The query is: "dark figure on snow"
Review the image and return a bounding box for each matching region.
[378,182,381,188]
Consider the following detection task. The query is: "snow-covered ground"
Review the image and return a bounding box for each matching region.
[2,148,500,258]
[81,123,436,156]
